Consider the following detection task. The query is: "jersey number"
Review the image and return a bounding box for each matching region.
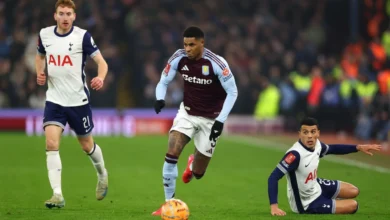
[83,116,91,128]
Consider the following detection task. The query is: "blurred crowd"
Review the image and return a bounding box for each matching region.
[128,0,389,141]
[0,0,388,141]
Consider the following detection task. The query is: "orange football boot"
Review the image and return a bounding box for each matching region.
[182,154,194,183]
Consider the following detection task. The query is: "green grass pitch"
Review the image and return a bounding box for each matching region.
[0,133,389,220]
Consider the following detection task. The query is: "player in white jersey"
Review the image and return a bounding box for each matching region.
[268,117,381,215]
[35,0,109,208]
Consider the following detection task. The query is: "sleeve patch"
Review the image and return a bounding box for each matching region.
[222,68,230,76]
[284,152,296,164]
[163,63,171,75]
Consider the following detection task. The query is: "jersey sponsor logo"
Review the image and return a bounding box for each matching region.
[202,65,209,75]
[182,74,212,85]
[48,55,73,66]
[284,152,296,164]
[305,169,317,184]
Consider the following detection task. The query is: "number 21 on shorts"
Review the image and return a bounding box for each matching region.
[83,116,91,129]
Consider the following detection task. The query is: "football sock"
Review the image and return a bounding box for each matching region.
[46,150,62,195]
[163,154,178,201]
[88,143,107,177]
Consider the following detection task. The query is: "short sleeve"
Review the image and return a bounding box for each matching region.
[37,33,46,55]
[82,32,99,57]
[320,142,329,158]
[276,151,301,174]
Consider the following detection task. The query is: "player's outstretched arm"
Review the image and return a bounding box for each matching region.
[356,144,382,156]
[268,151,300,216]
[35,54,46,86]
[90,53,108,90]
[320,143,382,157]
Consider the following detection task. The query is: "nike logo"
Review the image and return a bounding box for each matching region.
[85,127,92,133]
[305,162,311,167]
[214,130,218,133]
[45,44,52,47]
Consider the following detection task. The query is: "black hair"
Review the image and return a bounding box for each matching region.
[183,26,204,39]
[300,117,319,129]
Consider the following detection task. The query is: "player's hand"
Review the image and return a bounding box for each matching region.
[154,100,165,114]
[357,144,382,156]
[37,72,46,86]
[209,120,223,142]
[91,77,104,90]
[270,204,286,216]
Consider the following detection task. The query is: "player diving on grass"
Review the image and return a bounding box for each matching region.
[36,0,109,208]
[268,117,382,216]
[152,26,238,215]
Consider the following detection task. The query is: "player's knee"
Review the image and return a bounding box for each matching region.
[78,137,94,153]
[81,144,93,153]
[350,186,359,198]
[350,200,359,214]
[193,172,205,180]
[46,139,59,150]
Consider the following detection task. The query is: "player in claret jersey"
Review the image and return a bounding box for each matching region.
[36,0,109,208]
[268,117,382,216]
[152,26,238,215]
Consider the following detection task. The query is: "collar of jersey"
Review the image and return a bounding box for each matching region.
[54,26,74,37]
[298,139,314,152]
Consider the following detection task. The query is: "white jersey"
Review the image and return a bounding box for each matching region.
[276,139,326,213]
[37,26,100,107]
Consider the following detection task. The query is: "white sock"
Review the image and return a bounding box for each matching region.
[88,143,107,177]
[163,161,178,201]
[46,151,62,195]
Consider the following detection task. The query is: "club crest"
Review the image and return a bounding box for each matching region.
[202,65,209,75]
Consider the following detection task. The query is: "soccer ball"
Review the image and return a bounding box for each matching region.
[161,199,190,220]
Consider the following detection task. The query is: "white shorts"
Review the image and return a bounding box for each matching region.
[170,103,217,157]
